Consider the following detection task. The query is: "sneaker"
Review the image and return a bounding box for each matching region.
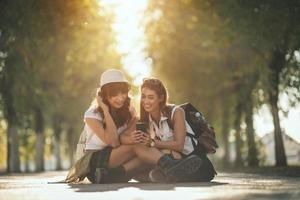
[149,168,166,183]
[101,166,130,183]
[161,155,203,182]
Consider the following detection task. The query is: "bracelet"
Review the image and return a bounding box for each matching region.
[118,134,121,143]
[150,138,155,147]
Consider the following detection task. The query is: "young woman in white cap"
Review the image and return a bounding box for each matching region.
[65,69,202,183]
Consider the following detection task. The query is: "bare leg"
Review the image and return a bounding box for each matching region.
[122,157,153,175]
[131,144,164,164]
[108,143,165,168]
[123,157,147,172]
[89,144,171,183]
[108,145,135,168]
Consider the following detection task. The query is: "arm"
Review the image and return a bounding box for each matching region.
[152,107,186,152]
[119,116,138,144]
[85,108,119,148]
[101,108,120,147]
[86,96,120,147]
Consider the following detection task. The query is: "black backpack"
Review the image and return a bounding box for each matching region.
[163,103,218,155]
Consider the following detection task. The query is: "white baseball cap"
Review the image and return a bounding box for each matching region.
[100,69,128,88]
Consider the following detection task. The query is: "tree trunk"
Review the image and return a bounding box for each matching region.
[1,53,20,172]
[234,101,243,167]
[53,134,62,170]
[67,127,75,166]
[222,103,230,167]
[269,92,287,166]
[268,48,287,167]
[23,132,30,172]
[7,123,20,172]
[4,91,20,172]
[245,95,259,167]
[35,107,45,172]
[53,116,62,170]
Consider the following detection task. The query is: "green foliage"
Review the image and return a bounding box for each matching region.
[0,0,121,170]
[146,0,223,118]
[146,0,300,166]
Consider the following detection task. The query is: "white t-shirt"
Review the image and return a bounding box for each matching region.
[84,104,127,150]
[148,107,195,155]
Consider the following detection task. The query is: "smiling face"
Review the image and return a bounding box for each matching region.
[107,92,127,109]
[141,87,164,114]
[100,82,130,110]
[139,78,168,122]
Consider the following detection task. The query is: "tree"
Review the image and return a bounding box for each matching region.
[0,0,120,172]
[211,0,300,166]
[146,0,266,166]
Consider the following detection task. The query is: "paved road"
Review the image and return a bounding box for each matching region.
[0,171,300,200]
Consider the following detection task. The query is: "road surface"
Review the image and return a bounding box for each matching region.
[0,171,299,200]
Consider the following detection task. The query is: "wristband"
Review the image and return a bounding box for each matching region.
[150,139,155,147]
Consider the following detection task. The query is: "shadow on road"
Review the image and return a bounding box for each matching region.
[231,192,298,200]
[67,181,228,193]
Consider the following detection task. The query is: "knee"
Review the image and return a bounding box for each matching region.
[119,144,135,155]
[161,149,181,160]
[131,143,148,152]
[161,149,171,154]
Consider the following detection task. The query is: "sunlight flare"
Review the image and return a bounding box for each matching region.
[100,0,151,86]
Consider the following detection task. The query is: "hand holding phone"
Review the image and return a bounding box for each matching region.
[136,122,147,133]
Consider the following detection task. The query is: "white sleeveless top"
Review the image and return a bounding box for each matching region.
[148,106,195,155]
[84,104,126,150]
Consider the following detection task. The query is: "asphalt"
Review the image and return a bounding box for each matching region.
[0,171,300,200]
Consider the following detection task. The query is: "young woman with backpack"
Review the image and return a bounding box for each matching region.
[140,78,216,182]
[65,69,202,183]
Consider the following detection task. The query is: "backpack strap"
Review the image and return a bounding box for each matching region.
[163,104,201,156]
[171,105,179,120]
[163,104,177,130]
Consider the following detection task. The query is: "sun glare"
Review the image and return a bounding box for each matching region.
[100,0,151,86]
[99,1,300,142]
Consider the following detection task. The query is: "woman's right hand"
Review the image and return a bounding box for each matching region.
[129,130,144,144]
[139,132,151,146]
[96,96,109,112]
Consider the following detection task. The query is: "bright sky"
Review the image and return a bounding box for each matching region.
[254,94,300,143]
[100,0,300,143]
[100,0,151,86]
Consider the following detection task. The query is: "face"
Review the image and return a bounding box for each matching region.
[107,92,127,109]
[141,87,163,113]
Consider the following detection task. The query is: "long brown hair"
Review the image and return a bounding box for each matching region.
[140,78,168,123]
[96,82,131,128]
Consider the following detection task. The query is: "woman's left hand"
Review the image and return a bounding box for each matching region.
[96,96,109,112]
[127,115,138,131]
[129,105,137,118]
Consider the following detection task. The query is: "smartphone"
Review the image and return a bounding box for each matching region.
[136,122,147,133]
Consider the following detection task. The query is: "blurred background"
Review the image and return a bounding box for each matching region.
[0,0,299,173]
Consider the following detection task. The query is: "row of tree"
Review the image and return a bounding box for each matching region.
[0,0,299,172]
[0,0,120,172]
[145,0,300,167]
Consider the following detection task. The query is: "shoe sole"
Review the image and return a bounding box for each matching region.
[149,169,166,183]
[165,155,202,182]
